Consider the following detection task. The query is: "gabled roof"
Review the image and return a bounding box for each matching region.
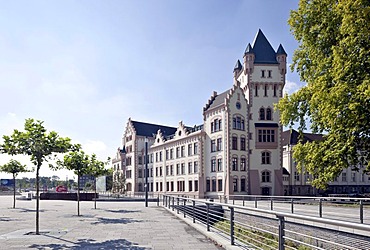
[251,29,278,64]
[282,129,323,146]
[131,120,177,138]
[203,90,229,112]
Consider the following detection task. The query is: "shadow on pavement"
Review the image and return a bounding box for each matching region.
[91,217,142,225]
[104,209,141,214]
[29,238,149,249]
[18,208,46,213]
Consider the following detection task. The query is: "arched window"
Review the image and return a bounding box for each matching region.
[262,151,271,164]
[262,171,270,182]
[266,108,272,120]
[259,108,265,120]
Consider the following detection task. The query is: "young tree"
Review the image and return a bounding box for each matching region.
[57,149,89,216]
[277,0,370,189]
[0,118,72,234]
[89,154,111,209]
[0,159,28,208]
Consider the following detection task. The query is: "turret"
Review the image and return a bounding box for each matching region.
[276,44,287,75]
[243,43,254,75]
[233,60,242,79]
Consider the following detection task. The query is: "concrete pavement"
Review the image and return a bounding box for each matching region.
[0,196,224,250]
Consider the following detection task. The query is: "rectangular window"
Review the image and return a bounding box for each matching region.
[166,149,169,160]
[211,159,216,172]
[188,144,192,156]
[342,173,347,182]
[261,70,265,78]
[240,137,246,151]
[232,157,238,171]
[194,161,199,173]
[138,156,142,165]
[218,179,222,191]
[352,172,356,182]
[264,84,268,97]
[181,163,185,175]
[240,158,246,171]
[159,152,162,161]
[138,169,142,178]
[211,139,216,152]
[232,136,238,150]
[206,180,210,192]
[176,147,180,158]
[156,152,158,162]
[258,129,275,143]
[181,146,185,157]
[268,70,272,78]
[166,182,169,192]
[255,85,258,96]
[294,171,300,181]
[189,181,193,192]
[241,178,246,192]
[194,143,198,154]
[233,179,238,192]
[211,179,216,192]
[170,149,173,159]
[273,85,277,97]
[166,165,169,175]
[194,180,198,191]
[176,164,180,175]
[217,138,222,151]
[188,162,192,174]
[170,165,173,175]
[159,167,162,176]
[217,158,222,171]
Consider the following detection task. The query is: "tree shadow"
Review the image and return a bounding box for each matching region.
[18,208,46,213]
[105,209,140,214]
[29,238,149,249]
[91,217,142,225]
[0,216,14,221]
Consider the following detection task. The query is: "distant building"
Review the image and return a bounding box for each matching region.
[282,129,370,195]
[113,29,287,198]
[79,174,95,190]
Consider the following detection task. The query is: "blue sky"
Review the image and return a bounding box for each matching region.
[0,1,303,179]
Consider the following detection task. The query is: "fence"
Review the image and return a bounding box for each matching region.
[162,195,370,250]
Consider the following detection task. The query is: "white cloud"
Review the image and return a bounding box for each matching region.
[284,80,301,95]
[83,140,108,155]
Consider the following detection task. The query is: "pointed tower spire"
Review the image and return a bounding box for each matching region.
[276,44,287,55]
[233,60,242,72]
[244,43,253,54]
[252,29,278,64]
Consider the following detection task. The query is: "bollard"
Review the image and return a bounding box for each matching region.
[291,198,294,214]
[255,196,258,208]
[243,196,245,206]
[319,199,322,218]
[271,199,273,210]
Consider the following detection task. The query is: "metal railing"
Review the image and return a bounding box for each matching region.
[162,195,370,250]
[216,194,370,224]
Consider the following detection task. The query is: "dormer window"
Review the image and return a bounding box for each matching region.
[268,70,272,78]
[261,70,266,78]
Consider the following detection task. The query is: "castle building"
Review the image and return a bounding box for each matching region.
[112,30,287,197]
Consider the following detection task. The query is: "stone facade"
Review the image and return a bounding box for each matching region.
[113,30,287,197]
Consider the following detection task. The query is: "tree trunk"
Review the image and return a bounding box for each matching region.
[77,175,80,216]
[13,174,16,209]
[36,165,40,235]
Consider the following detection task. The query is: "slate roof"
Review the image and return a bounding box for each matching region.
[282,129,323,146]
[233,60,242,72]
[251,29,278,64]
[131,120,177,138]
[204,90,229,112]
[276,44,287,55]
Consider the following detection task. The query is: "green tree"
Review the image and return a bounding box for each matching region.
[277,0,370,189]
[57,149,89,216]
[88,154,111,209]
[0,118,72,234]
[0,159,28,208]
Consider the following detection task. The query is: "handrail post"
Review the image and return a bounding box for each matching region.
[233,196,235,205]
[271,198,273,210]
[206,203,210,232]
[157,194,159,206]
[184,199,186,218]
[291,198,294,213]
[254,196,257,208]
[319,199,322,218]
[277,215,285,250]
[177,197,179,214]
[192,200,195,223]
[230,207,235,245]
[243,196,245,206]
[360,200,364,224]
[172,197,175,211]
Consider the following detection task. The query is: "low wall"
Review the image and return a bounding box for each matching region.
[40,192,98,201]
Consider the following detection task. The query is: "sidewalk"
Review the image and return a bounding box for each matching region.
[0,196,223,249]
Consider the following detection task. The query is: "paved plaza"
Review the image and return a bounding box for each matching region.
[0,196,224,250]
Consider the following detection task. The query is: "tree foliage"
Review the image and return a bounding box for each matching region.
[277,0,370,189]
[0,159,28,208]
[0,118,72,233]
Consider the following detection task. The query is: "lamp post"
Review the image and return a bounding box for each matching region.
[145,137,148,207]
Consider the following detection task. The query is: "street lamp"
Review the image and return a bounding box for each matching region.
[145,137,148,207]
